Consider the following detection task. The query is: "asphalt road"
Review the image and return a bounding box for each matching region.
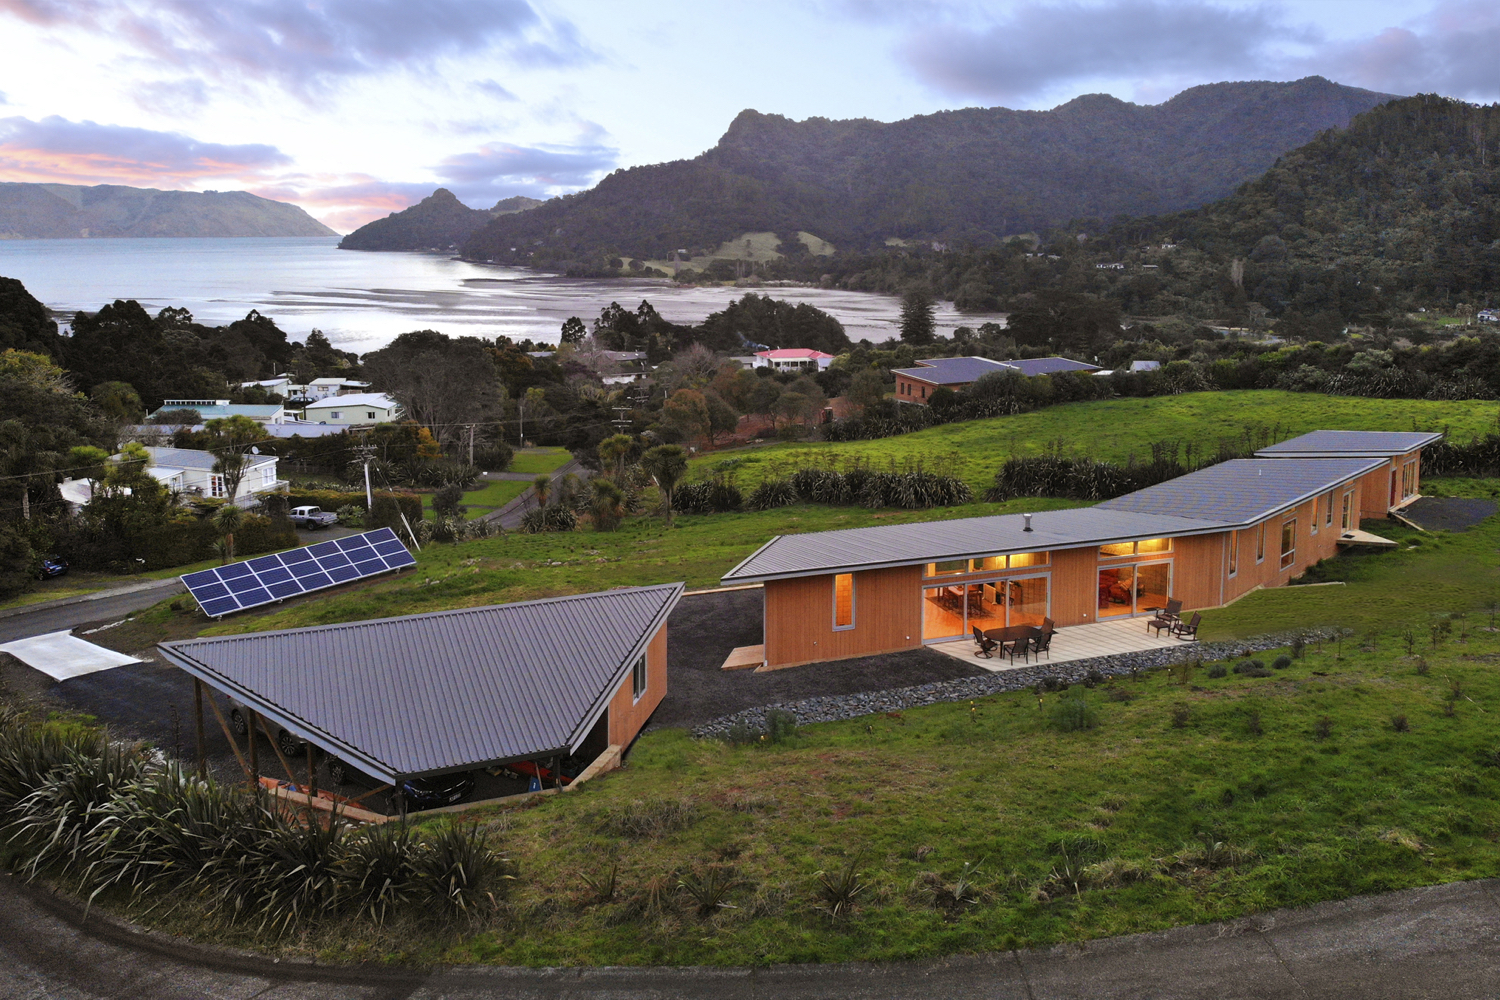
[0,580,184,643]
[5,871,1500,998]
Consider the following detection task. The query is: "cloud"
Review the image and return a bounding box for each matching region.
[0,0,595,100]
[0,91,8,105]
[0,114,289,185]
[473,79,518,101]
[898,1,1304,103]
[133,77,210,115]
[894,1,1499,105]
[433,138,617,202]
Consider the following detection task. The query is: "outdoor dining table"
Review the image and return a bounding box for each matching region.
[984,624,1042,643]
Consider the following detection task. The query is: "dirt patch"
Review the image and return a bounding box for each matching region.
[1400,497,1498,532]
[653,588,986,730]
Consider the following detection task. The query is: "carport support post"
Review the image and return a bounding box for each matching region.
[246,708,259,787]
[193,679,206,778]
[307,741,317,798]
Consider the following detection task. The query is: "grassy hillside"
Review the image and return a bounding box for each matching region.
[692,392,1500,492]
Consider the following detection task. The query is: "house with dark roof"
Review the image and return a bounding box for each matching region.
[158,583,683,800]
[892,356,1101,403]
[1255,430,1441,517]
[723,433,1440,670]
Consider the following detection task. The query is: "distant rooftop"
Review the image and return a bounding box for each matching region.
[756,348,836,360]
[302,393,400,410]
[1254,430,1444,458]
[892,356,1100,385]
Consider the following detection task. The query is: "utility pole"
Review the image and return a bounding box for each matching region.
[468,423,475,466]
[354,441,375,510]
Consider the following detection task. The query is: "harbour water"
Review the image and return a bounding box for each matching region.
[0,237,1002,355]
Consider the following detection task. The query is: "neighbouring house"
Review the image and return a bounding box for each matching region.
[305,377,373,400]
[157,583,682,804]
[722,432,1439,669]
[149,400,289,424]
[754,348,837,372]
[1254,430,1442,518]
[300,392,403,426]
[59,446,287,510]
[1477,309,1497,323]
[1129,360,1162,372]
[892,356,1101,403]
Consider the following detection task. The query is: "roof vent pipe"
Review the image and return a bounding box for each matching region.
[1023,513,1033,532]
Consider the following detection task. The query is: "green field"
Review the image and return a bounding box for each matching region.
[508,448,573,476]
[691,391,1500,492]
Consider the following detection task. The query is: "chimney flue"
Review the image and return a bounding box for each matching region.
[1023,513,1034,532]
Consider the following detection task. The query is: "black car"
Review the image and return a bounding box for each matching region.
[36,557,68,580]
[398,772,476,811]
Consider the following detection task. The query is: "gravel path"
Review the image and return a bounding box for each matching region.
[1400,496,1497,532]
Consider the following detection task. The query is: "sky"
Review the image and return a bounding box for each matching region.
[1,0,1497,233]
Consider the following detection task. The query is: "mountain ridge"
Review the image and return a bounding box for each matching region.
[459,76,1399,270]
[0,182,336,238]
[338,188,542,251]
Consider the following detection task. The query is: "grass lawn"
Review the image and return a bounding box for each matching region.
[508,448,572,476]
[420,479,531,519]
[0,555,274,612]
[266,632,1499,967]
[690,391,1500,492]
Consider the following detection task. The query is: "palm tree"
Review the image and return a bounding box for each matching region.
[213,502,243,564]
[590,478,625,531]
[596,433,635,481]
[532,473,552,508]
[640,444,688,526]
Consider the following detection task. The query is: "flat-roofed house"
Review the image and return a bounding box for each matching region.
[301,393,403,426]
[892,356,1101,403]
[723,450,1400,670]
[1255,430,1442,517]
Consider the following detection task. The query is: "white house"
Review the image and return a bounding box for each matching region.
[59,446,286,510]
[150,400,288,424]
[305,377,373,400]
[753,348,836,372]
[300,392,402,426]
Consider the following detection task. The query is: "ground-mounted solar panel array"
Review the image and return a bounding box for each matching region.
[181,528,416,618]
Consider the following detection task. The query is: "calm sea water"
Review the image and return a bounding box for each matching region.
[0,237,1002,354]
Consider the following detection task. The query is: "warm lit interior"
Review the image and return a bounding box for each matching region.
[922,575,1049,640]
[1097,561,1171,618]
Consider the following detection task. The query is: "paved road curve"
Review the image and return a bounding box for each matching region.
[5,872,1500,998]
[0,582,185,644]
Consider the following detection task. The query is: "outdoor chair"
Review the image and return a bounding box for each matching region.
[972,626,998,659]
[1147,599,1183,636]
[1002,636,1030,665]
[1170,612,1201,641]
[1030,629,1053,660]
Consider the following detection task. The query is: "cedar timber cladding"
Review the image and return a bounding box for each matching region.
[1048,548,1096,626]
[765,566,922,667]
[607,623,667,746]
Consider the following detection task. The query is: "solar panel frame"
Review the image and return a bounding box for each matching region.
[181,528,415,618]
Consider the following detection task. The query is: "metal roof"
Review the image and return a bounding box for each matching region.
[723,456,1384,584]
[891,357,1013,385]
[158,583,683,783]
[1254,430,1444,458]
[722,507,1228,584]
[1096,458,1384,523]
[1000,357,1102,376]
[144,447,276,471]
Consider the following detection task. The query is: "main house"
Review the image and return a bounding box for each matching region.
[892,356,1102,403]
[722,430,1439,670]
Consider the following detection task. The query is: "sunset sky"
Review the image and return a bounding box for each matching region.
[1,0,1496,232]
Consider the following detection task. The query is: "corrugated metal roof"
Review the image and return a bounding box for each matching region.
[1000,357,1102,376]
[1254,430,1444,457]
[144,447,276,471]
[723,456,1386,584]
[1097,458,1384,523]
[892,356,1013,385]
[158,583,683,783]
[722,507,1228,583]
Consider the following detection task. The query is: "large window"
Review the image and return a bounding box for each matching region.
[1098,561,1171,619]
[632,654,648,701]
[1100,539,1172,558]
[1401,460,1417,499]
[1341,491,1353,530]
[921,574,1049,641]
[1228,530,1239,577]
[1280,519,1297,569]
[833,573,855,630]
[924,552,1049,577]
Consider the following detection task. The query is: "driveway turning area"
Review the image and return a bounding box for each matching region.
[0,630,139,681]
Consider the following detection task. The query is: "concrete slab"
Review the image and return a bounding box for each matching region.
[0,630,139,681]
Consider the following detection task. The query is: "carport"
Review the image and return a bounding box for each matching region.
[157,583,682,815]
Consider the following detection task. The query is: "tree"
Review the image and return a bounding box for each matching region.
[640,444,688,525]
[532,473,552,507]
[361,330,498,449]
[203,415,263,501]
[0,521,35,602]
[90,381,145,423]
[846,369,887,413]
[663,389,710,443]
[560,316,586,345]
[900,289,936,345]
[0,277,62,358]
[213,502,243,564]
[589,477,625,531]
[596,433,635,480]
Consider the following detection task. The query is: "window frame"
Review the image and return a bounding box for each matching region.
[1280,518,1297,570]
[1341,490,1353,531]
[1228,529,1239,578]
[631,653,648,702]
[1325,490,1334,528]
[208,472,226,499]
[1256,523,1266,564]
[832,572,856,631]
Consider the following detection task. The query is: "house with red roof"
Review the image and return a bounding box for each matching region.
[753,348,837,372]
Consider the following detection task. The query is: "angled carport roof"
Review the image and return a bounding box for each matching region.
[158,583,683,784]
[1254,430,1444,458]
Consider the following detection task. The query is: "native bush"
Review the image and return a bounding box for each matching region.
[1207,663,1228,679]
[1050,697,1098,732]
[521,505,578,533]
[1272,654,1294,670]
[672,476,744,513]
[746,478,798,510]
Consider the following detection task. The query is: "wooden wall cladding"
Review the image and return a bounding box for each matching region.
[764,565,923,667]
[608,623,668,746]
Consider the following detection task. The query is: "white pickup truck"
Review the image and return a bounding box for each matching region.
[288,505,338,529]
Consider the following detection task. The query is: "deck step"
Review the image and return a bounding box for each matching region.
[721,644,766,671]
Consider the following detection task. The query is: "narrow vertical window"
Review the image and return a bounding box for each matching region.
[1256,523,1266,563]
[833,573,855,630]
[1325,491,1334,527]
[1280,519,1297,569]
[1228,530,1239,577]
[1341,491,1352,531]
[632,653,647,701]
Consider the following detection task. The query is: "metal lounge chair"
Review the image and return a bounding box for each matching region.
[1170,612,1201,641]
[972,626,998,659]
[1031,628,1053,660]
[1147,599,1183,636]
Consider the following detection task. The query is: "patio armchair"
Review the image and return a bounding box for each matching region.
[1030,629,1053,660]
[1147,599,1183,636]
[1002,635,1030,665]
[972,626,998,659]
[1170,612,1201,641]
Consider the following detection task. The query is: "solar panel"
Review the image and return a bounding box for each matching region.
[181,527,416,618]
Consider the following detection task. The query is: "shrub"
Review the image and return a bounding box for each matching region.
[432,484,465,517]
[1234,660,1272,677]
[1291,636,1306,658]
[1392,714,1410,732]
[677,865,747,917]
[594,797,699,840]
[746,479,798,510]
[1207,664,1228,679]
[1170,704,1191,728]
[765,709,799,743]
[1050,697,1098,732]
[335,504,364,526]
[520,506,577,533]
[813,859,868,922]
[1272,654,1293,670]
[673,477,744,513]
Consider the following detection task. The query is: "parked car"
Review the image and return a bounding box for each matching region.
[288,505,338,529]
[227,698,308,758]
[324,758,476,812]
[36,556,68,580]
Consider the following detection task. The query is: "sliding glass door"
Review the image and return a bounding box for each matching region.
[922,575,1049,641]
[1097,561,1172,619]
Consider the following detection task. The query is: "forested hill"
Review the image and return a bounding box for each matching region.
[461,76,1396,269]
[0,183,336,238]
[339,189,542,251]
